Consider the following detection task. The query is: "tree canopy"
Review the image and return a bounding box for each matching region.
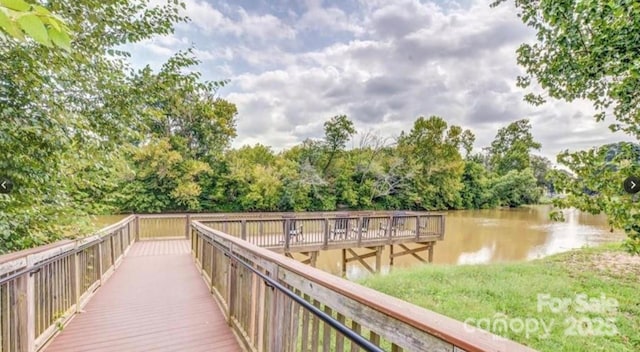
[492,0,640,138]
[1,0,187,252]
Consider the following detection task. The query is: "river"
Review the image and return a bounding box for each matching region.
[94,205,626,279]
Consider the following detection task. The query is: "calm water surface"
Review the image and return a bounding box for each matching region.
[94,206,626,279]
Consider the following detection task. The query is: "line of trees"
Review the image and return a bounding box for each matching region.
[108,114,550,215]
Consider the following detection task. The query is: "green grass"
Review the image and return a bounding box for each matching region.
[359,243,640,352]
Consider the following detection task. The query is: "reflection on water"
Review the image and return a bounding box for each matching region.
[457,242,496,265]
[94,206,626,280]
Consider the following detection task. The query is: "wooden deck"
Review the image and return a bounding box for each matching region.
[43,240,241,352]
[2,213,536,352]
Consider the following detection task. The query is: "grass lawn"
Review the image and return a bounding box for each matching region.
[359,243,640,352]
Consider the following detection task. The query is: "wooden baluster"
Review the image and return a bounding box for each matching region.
[135,215,140,242]
[322,305,333,352]
[16,257,35,352]
[71,245,80,314]
[185,214,191,239]
[241,220,247,241]
[97,241,103,285]
[335,313,346,352]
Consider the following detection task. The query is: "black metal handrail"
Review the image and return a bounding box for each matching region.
[211,238,385,352]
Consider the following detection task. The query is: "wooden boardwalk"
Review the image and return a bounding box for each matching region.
[44,240,241,352]
[2,214,536,352]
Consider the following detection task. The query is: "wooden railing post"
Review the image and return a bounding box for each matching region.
[185,214,191,239]
[323,218,329,248]
[227,244,236,325]
[120,229,125,255]
[284,219,290,251]
[440,215,445,240]
[241,220,247,240]
[110,235,115,268]
[357,216,363,247]
[97,240,104,285]
[415,216,421,240]
[135,215,140,242]
[209,236,215,294]
[268,267,283,352]
[388,215,394,242]
[128,219,132,244]
[71,244,81,313]
[16,257,35,352]
[199,234,205,268]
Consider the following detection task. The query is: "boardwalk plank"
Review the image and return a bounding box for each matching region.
[44,240,241,352]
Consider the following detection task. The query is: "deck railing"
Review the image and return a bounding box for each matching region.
[136,211,445,250]
[201,213,444,250]
[0,216,136,352]
[2,213,536,352]
[191,221,535,352]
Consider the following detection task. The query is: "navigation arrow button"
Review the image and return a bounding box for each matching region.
[0,178,12,194]
[623,176,640,194]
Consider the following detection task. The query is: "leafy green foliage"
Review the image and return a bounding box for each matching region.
[491,169,542,207]
[0,1,71,50]
[321,114,356,175]
[492,0,640,138]
[530,154,554,192]
[0,0,187,253]
[115,51,237,213]
[117,139,212,213]
[460,161,496,209]
[397,116,470,210]
[488,119,541,176]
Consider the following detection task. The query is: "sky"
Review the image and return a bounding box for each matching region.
[128,0,634,161]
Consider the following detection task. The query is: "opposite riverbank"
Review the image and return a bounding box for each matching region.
[360,243,639,352]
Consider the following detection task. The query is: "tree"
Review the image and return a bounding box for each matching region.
[321,114,356,175]
[460,160,496,209]
[530,155,554,193]
[116,139,211,213]
[0,0,186,253]
[491,169,542,207]
[397,116,471,210]
[113,50,237,213]
[488,119,541,175]
[491,0,640,138]
[133,51,236,160]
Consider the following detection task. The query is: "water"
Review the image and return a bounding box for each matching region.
[306,205,625,279]
[93,206,626,279]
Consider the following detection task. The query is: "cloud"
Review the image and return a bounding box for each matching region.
[366,0,435,39]
[128,0,630,161]
[297,5,364,35]
[182,0,296,41]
